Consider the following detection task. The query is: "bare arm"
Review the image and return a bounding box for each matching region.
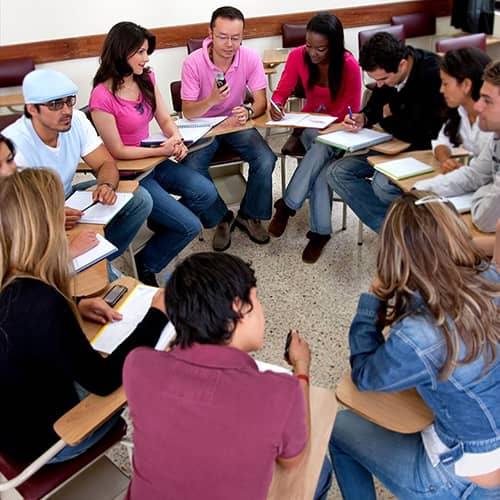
[82,144,119,205]
[182,79,229,119]
[276,330,311,469]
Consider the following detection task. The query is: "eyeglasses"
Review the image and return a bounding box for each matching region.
[213,33,242,43]
[414,195,450,206]
[39,96,77,111]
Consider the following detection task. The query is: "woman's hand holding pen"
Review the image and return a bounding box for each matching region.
[269,100,285,121]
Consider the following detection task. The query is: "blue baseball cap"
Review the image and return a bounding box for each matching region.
[22,69,79,104]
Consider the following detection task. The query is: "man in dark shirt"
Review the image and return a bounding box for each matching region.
[327,32,445,233]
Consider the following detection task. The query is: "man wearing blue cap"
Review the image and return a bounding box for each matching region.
[3,69,153,262]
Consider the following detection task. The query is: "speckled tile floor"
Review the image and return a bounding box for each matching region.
[107,131,395,499]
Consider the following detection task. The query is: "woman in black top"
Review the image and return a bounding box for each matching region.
[0,168,167,462]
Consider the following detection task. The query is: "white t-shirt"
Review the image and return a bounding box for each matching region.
[3,109,102,196]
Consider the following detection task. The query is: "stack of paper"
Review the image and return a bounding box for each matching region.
[315,128,393,152]
[266,113,336,129]
[65,191,133,225]
[72,234,117,273]
[373,158,435,180]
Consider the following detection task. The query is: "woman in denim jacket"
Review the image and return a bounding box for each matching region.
[329,191,500,499]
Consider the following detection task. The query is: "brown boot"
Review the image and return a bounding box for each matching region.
[302,231,331,264]
[268,198,296,237]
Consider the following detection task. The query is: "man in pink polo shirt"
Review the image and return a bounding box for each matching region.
[123,252,332,500]
[181,6,276,252]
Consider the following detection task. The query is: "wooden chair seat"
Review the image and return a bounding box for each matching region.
[0,418,126,499]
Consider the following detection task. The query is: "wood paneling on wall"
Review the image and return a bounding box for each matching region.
[0,0,450,64]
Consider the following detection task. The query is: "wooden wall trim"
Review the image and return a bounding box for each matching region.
[0,0,450,64]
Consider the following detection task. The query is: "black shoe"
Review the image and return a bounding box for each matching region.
[134,252,159,287]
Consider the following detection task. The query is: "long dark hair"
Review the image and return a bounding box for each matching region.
[305,13,346,101]
[93,21,157,113]
[440,48,491,146]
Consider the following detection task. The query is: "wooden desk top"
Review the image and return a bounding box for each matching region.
[81,276,138,342]
[206,116,254,137]
[69,224,109,297]
[367,150,489,237]
[336,372,434,434]
[268,385,337,500]
[78,156,166,173]
[263,48,291,67]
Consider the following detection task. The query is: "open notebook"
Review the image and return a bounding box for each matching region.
[315,128,392,152]
[72,234,117,273]
[65,192,133,225]
[91,284,176,354]
[447,192,474,214]
[140,116,227,147]
[266,113,336,129]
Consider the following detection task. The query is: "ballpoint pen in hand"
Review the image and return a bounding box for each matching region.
[81,200,99,212]
[270,99,285,118]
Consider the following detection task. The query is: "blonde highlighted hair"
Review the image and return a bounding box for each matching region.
[0,168,76,312]
[375,191,500,380]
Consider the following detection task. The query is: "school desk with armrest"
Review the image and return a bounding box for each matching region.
[336,371,434,434]
[367,150,489,238]
[0,389,128,499]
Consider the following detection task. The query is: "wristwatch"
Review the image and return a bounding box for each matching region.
[243,103,254,121]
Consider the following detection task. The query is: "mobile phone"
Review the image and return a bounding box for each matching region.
[284,330,293,364]
[103,285,128,307]
[215,72,226,88]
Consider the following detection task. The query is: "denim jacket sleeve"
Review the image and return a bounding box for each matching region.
[349,293,433,392]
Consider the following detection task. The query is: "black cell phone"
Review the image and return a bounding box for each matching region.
[215,72,226,88]
[103,285,128,307]
[284,330,293,364]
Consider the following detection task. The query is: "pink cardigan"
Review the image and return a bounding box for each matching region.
[271,46,362,122]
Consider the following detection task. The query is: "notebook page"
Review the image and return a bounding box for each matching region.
[91,284,157,354]
[65,192,133,225]
[72,234,117,273]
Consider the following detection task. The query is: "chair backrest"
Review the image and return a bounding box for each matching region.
[282,23,307,48]
[435,33,487,53]
[170,81,182,115]
[0,58,34,88]
[391,12,436,38]
[186,38,204,54]
[0,112,21,131]
[358,24,406,54]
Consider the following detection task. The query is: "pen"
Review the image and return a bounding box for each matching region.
[81,200,99,212]
[348,106,353,121]
[270,99,285,118]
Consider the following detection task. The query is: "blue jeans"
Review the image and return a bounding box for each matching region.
[181,128,277,221]
[73,181,152,260]
[327,153,402,233]
[329,410,500,499]
[139,159,218,273]
[284,128,343,235]
[314,456,333,500]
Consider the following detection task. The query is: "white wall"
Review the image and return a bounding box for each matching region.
[0,1,455,114]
